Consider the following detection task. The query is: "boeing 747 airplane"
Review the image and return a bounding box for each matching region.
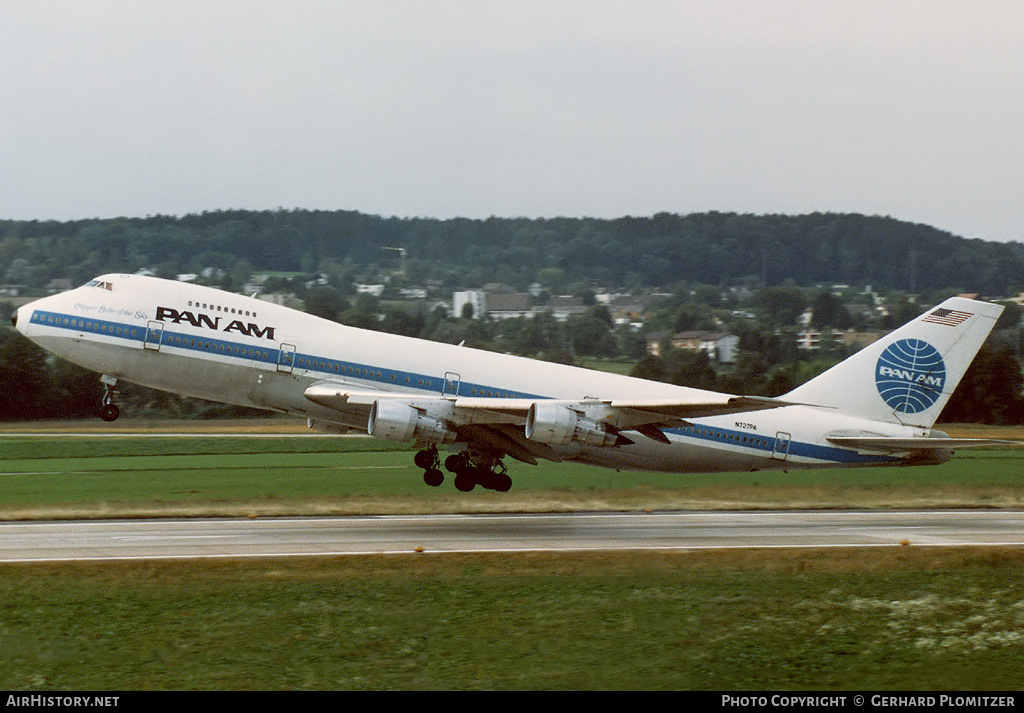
[10,274,1011,492]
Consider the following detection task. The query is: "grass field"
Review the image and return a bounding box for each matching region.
[0,421,1022,518]
[1,421,1023,690]
[3,549,1024,690]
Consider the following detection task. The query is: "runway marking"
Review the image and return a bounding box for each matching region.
[0,465,408,475]
[113,535,240,541]
[0,433,348,438]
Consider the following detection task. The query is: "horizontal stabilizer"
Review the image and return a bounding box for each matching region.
[826,435,1021,453]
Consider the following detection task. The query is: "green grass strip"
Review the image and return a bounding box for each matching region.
[2,549,1023,690]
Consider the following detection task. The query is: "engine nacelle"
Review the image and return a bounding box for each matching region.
[306,418,351,435]
[525,402,618,448]
[367,400,457,445]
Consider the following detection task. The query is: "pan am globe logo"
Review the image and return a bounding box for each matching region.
[875,339,947,414]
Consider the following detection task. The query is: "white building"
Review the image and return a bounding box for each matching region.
[453,290,488,319]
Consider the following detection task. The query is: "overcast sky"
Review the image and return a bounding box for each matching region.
[2,1,1023,242]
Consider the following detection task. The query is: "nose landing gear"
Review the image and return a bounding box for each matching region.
[99,375,120,422]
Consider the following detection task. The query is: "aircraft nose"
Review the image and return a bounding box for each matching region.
[10,308,17,328]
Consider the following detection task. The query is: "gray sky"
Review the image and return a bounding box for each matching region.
[2,1,1023,242]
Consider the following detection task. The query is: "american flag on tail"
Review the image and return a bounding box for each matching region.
[923,308,973,327]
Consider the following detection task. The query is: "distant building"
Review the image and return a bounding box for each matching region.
[795,329,822,351]
[356,284,385,297]
[843,303,874,322]
[453,290,601,321]
[646,330,739,363]
[258,293,302,309]
[605,295,655,325]
[454,290,533,320]
[45,279,73,293]
[453,290,488,319]
[486,293,531,319]
[543,295,588,321]
[796,329,884,351]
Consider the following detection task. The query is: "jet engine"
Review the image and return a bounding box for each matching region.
[306,418,351,435]
[525,402,618,447]
[367,400,457,445]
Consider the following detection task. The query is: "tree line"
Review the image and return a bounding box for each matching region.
[3,209,1024,294]
[2,208,1023,422]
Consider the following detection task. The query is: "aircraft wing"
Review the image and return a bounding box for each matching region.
[302,382,803,448]
[303,384,532,421]
[303,384,799,423]
[825,435,1022,453]
[596,395,809,421]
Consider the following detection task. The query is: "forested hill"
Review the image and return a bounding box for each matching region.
[2,210,1023,294]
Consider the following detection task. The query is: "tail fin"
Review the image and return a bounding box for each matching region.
[784,297,1003,427]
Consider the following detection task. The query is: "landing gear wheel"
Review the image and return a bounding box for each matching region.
[415,446,446,488]
[99,403,120,422]
[446,451,512,492]
[414,448,438,470]
[453,472,476,492]
[423,468,444,487]
[492,472,512,492]
[445,454,467,473]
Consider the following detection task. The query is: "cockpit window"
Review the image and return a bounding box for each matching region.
[86,280,113,290]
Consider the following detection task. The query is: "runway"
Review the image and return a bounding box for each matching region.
[1,510,1023,562]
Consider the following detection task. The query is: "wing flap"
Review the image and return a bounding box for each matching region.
[458,423,567,465]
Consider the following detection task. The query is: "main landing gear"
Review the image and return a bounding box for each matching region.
[413,445,513,492]
[99,375,120,422]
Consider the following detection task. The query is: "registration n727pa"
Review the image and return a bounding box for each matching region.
[12,275,1009,492]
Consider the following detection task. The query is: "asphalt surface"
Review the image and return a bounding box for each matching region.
[1,509,1023,562]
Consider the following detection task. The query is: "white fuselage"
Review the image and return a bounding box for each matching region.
[15,274,925,474]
